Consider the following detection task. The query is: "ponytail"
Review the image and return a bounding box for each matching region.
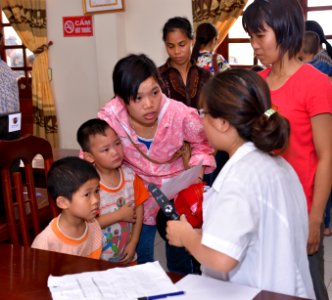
[251,111,290,155]
[201,69,290,155]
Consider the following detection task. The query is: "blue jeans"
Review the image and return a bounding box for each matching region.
[136,224,157,264]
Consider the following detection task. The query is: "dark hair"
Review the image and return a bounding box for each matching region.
[201,69,290,154]
[251,65,265,72]
[77,118,111,152]
[305,20,332,59]
[162,16,193,42]
[302,31,320,55]
[113,54,160,104]
[242,0,304,60]
[47,156,100,202]
[192,22,217,62]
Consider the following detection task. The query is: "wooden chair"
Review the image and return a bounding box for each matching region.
[18,77,33,136]
[0,134,58,246]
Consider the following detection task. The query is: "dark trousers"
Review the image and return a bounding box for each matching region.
[136,224,157,264]
[323,192,332,228]
[308,224,329,300]
[156,208,200,275]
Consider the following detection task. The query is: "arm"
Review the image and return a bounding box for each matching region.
[120,204,143,263]
[217,53,231,73]
[182,108,216,173]
[120,173,148,262]
[97,202,136,229]
[308,113,332,254]
[166,215,238,273]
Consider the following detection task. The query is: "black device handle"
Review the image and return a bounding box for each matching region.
[148,183,180,220]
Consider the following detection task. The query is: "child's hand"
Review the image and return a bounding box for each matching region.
[119,202,136,223]
[166,215,192,247]
[120,241,136,263]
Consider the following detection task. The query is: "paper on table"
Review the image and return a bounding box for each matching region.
[160,164,202,199]
[173,274,260,300]
[48,261,179,300]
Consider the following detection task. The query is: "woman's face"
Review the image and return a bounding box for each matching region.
[126,76,162,127]
[165,29,192,67]
[200,105,223,151]
[249,22,280,66]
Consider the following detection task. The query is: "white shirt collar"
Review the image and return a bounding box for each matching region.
[212,142,256,192]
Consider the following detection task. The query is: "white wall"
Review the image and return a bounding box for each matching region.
[47,0,192,149]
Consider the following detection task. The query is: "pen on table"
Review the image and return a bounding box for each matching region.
[137,290,185,300]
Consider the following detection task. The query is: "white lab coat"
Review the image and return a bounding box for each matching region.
[201,142,315,299]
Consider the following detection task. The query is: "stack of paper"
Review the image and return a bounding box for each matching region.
[48,261,180,300]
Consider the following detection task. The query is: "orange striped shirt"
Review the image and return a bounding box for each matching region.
[31,216,102,259]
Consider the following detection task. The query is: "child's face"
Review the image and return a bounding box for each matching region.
[87,127,124,171]
[68,178,100,220]
[298,50,313,63]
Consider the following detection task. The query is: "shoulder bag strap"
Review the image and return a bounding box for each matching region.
[126,133,191,168]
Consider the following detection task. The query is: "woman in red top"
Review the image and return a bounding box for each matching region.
[243,1,332,299]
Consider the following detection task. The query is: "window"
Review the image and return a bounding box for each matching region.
[1,11,34,78]
[218,0,332,67]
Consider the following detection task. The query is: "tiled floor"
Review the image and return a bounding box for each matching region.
[155,228,332,299]
[154,232,167,270]
[324,235,332,299]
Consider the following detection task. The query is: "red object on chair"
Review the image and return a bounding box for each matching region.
[174,182,204,228]
[0,134,58,246]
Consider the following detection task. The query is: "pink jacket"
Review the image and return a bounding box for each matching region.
[98,94,215,225]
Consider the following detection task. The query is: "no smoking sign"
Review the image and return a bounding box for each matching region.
[63,16,93,37]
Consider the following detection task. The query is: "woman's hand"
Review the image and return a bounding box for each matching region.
[198,166,206,183]
[166,215,193,247]
[307,217,321,255]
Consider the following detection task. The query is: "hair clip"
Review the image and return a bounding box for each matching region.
[264,108,277,119]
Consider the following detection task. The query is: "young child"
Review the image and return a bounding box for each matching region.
[299,31,332,76]
[77,118,149,264]
[166,69,315,299]
[31,156,102,259]
[192,22,230,75]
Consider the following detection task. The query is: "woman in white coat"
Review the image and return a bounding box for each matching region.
[166,69,315,299]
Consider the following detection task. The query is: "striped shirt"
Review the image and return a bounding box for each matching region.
[31,216,102,259]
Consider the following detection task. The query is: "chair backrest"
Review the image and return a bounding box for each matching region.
[0,134,58,246]
[18,77,33,136]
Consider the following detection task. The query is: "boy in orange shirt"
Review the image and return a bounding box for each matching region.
[31,156,102,259]
[77,118,149,264]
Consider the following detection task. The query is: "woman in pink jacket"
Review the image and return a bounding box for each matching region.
[97,54,215,273]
